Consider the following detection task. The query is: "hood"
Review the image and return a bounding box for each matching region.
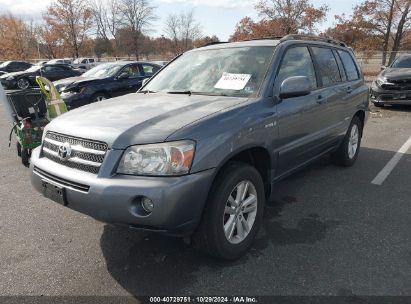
[45,92,248,149]
[381,68,411,81]
[0,71,28,79]
[53,76,101,92]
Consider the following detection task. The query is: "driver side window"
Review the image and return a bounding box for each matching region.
[277,46,317,89]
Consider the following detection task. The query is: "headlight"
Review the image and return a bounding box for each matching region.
[62,86,85,95]
[376,76,393,87]
[117,140,195,176]
[6,76,14,80]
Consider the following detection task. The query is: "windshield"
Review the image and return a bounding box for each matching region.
[144,46,275,97]
[391,57,411,68]
[26,66,40,72]
[0,61,10,68]
[82,63,122,78]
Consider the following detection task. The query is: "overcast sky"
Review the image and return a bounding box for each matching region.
[0,0,360,40]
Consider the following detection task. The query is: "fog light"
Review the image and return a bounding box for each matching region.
[141,197,154,213]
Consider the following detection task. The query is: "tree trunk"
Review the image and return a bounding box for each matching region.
[382,0,395,66]
[388,1,411,64]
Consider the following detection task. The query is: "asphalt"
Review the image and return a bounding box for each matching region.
[0,101,411,301]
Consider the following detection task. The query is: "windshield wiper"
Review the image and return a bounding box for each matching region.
[139,90,157,94]
[167,90,192,96]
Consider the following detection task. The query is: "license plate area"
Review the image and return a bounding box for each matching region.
[393,93,407,100]
[42,180,67,206]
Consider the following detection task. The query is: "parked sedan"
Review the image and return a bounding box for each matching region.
[0,64,82,90]
[0,61,32,76]
[53,61,161,110]
[370,54,411,106]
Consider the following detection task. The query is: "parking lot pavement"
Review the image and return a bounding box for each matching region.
[0,103,411,299]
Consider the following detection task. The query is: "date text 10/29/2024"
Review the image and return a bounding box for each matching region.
[149,297,258,303]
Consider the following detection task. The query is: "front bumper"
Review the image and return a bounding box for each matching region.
[60,92,92,110]
[0,79,17,89]
[370,82,411,105]
[30,147,215,236]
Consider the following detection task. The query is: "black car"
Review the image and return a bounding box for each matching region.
[54,61,161,109]
[0,61,32,76]
[0,64,82,90]
[370,54,411,106]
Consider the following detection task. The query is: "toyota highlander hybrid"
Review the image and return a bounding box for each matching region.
[30,35,369,260]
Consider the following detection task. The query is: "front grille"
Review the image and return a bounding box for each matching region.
[41,132,108,174]
[383,79,411,91]
[33,166,90,192]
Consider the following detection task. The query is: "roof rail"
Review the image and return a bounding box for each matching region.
[202,41,229,47]
[280,34,347,47]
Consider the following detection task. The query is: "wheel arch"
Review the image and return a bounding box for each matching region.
[211,146,273,200]
[354,110,365,137]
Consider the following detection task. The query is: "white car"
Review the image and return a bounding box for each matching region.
[71,58,98,71]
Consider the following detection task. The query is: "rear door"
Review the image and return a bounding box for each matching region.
[309,46,346,141]
[275,45,330,176]
[336,50,364,127]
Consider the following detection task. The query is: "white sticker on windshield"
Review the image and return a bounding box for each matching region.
[214,73,251,90]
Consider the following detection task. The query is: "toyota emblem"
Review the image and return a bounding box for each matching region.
[58,142,72,161]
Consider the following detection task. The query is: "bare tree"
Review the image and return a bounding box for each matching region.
[255,0,329,34]
[118,0,157,59]
[388,0,411,64]
[164,10,202,55]
[45,0,94,58]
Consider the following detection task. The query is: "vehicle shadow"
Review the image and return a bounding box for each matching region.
[99,147,401,297]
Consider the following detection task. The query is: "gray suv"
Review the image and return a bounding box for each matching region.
[30,35,369,260]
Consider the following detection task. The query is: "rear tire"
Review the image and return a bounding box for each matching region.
[194,162,265,260]
[16,142,21,157]
[21,148,29,167]
[332,116,362,167]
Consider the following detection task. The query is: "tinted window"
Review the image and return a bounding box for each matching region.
[338,50,360,81]
[142,64,160,76]
[311,47,341,86]
[46,66,64,72]
[333,50,347,82]
[89,59,95,63]
[277,46,317,89]
[120,64,142,79]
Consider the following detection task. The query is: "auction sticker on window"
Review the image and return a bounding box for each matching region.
[214,73,251,90]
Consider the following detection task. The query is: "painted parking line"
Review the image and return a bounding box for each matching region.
[371,135,411,186]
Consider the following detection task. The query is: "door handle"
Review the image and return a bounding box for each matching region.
[316,94,325,104]
[346,86,352,94]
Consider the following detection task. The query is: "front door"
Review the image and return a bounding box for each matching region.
[274,45,330,176]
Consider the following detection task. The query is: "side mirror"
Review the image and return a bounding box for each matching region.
[142,78,150,87]
[117,72,129,80]
[279,76,311,100]
[381,65,386,71]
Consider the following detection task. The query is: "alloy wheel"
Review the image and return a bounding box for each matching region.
[348,124,359,159]
[94,95,106,102]
[223,180,258,244]
[17,78,29,90]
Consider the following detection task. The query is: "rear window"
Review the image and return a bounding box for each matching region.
[338,50,360,81]
[311,47,341,86]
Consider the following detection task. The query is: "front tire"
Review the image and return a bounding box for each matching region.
[91,92,109,103]
[194,162,265,260]
[332,116,362,167]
